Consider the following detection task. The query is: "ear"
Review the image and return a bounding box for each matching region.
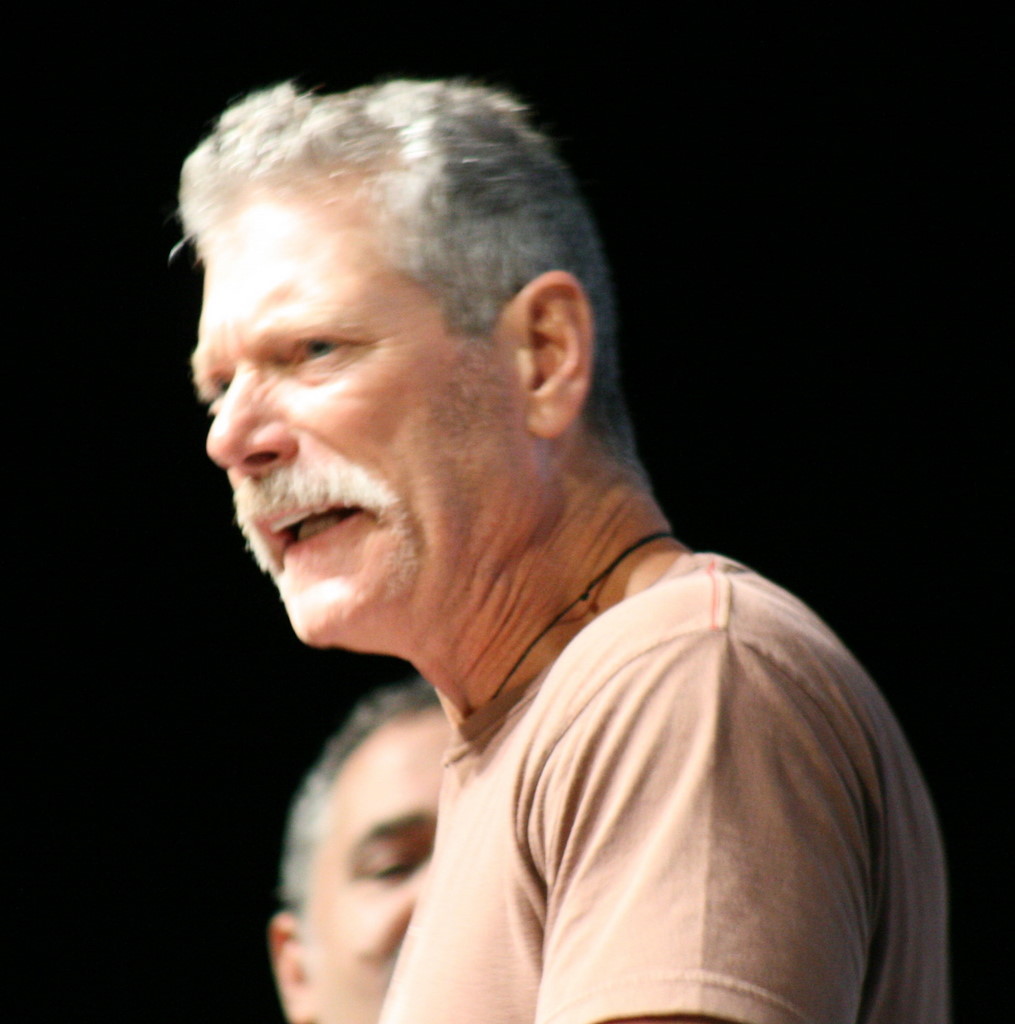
[268,911,318,1024]
[503,271,594,440]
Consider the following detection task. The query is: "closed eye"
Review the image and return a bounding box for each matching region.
[349,815,436,886]
[368,854,431,883]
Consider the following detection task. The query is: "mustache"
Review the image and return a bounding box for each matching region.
[233,461,399,529]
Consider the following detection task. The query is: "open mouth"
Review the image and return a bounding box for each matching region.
[270,506,363,546]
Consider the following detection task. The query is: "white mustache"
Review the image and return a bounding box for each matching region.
[233,462,399,573]
[235,462,397,524]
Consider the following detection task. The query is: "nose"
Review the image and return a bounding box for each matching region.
[205,368,298,478]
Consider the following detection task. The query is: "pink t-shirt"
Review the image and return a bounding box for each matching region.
[381,553,948,1024]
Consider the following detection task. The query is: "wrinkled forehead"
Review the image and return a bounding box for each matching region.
[194,173,383,264]
[189,181,400,379]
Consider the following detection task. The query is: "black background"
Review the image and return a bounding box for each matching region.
[16,6,1008,1020]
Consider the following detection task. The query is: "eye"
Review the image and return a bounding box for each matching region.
[372,857,427,882]
[304,339,338,359]
[356,848,431,885]
[351,821,436,885]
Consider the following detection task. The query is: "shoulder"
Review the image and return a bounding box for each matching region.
[534,552,874,737]
[509,551,900,848]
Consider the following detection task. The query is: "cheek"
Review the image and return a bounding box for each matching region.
[291,386,364,449]
[292,365,424,456]
[316,882,395,947]
[353,886,418,963]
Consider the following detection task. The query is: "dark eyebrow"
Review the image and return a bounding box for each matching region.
[352,812,436,854]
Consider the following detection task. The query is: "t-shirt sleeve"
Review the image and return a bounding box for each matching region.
[528,629,876,1024]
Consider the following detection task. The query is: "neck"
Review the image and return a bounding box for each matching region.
[486,529,676,703]
[414,473,686,721]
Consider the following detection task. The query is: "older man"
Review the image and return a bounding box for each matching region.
[269,677,445,1024]
[181,80,948,1024]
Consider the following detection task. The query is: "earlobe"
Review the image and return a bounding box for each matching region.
[268,911,318,1024]
[508,271,594,440]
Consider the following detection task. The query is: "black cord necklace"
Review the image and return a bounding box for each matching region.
[490,531,674,701]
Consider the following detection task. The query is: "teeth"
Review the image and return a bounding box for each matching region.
[271,507,345,535]
[297,511,348,542]
[271,510,313,534]
[266,506,359,540]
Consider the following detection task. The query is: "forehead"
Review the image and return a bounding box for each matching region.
[202,180,379,262]
[191,184,433,380]
[324,709,447,843]
[197,185,382,321]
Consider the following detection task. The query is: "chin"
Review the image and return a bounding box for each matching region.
[282,577,363,649]
[281,574,412,654]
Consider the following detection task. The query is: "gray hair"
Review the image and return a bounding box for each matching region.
[179,78,639,463]
[278,675,441,916]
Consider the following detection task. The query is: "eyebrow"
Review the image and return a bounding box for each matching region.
[189,308,373,388]
[352,812,436,854]
[189,337,225,395]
